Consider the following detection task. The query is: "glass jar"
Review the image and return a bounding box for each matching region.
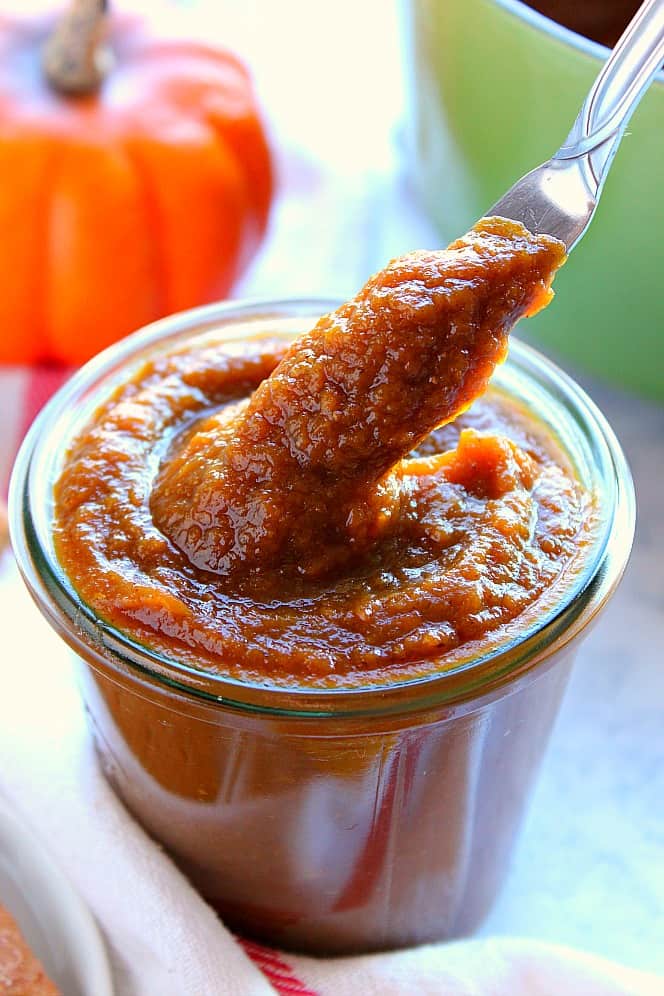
[10,299,635,954]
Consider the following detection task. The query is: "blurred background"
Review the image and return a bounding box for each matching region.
[0,0,662,976]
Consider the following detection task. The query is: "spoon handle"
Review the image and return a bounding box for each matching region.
[557,0,664,163]
[488,0,664,249]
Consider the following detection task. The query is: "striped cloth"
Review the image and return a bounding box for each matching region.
[1,366,70,498]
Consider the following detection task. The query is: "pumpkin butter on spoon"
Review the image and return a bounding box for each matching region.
[55,217,588,683]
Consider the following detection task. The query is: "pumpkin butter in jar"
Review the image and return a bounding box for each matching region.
[13,218,634,953]
[55,219,584,683]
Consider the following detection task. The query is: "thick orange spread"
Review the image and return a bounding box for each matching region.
[54,218,589,685]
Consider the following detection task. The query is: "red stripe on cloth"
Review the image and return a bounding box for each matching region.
[1,365,72,498]
[238,938,319,995]
[19,365,72,439]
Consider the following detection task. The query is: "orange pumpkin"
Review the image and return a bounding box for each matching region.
[0,0,273,365]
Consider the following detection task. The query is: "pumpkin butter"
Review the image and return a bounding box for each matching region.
[54,218,589,686]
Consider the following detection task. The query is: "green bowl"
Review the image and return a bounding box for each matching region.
[401,0,664,400]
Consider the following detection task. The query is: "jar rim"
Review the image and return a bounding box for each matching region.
[9,297,635,719]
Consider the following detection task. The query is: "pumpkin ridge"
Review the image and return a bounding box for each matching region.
[45,136,157,364]
[32,134,66,363]
[0,131,58,364]
[206,124,259,278]
[37,133,67,364]
[205,106,273,243]
[125,124,247,312]
[121,135,169,320]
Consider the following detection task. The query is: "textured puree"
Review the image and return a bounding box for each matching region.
[54,218,592,685]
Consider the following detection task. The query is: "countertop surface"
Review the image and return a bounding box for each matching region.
[1,0,663,979]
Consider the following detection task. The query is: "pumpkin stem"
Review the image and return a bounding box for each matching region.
[43,0,111,97]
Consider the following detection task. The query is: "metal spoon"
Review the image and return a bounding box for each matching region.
[489,0,664,250]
